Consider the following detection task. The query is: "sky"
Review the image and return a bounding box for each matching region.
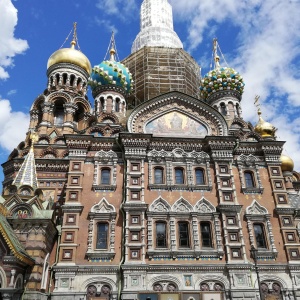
[0,0,300,184]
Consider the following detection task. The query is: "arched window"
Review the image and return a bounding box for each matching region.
[54,107,64,125]
[156,222,167,248]
[70,74,75,87]
[200,222,212,248]
[178,221,190,247]
[96,223,108,249]
[101,169,111,185]
[115,98,120,112]
[154,167,164,184]
[220,103,227,115]
[236,103,240,117]
[175,168,184,184]
[254,223,267,249]
[195,168,205,185]
[87,285,98,299]
[100,97,105,111]
[244,171,255,188]
[62,73,68,84]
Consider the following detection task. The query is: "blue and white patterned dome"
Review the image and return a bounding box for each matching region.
[89,49,133,94]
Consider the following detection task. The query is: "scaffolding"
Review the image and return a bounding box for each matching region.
[122,47,201,107]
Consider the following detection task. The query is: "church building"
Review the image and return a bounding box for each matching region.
[1,0,300,299]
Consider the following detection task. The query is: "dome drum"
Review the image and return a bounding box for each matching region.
[205,90,242,104]
[47,64,89,96]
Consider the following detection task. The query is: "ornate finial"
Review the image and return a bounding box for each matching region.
[213,38,220,70]
[71,22,77,49]
[254,95,262,115]
[29,131,39,151]
[109,31,116,61]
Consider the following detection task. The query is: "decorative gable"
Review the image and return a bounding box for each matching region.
[127,92,228,137]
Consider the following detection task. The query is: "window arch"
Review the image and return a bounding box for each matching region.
[200,222,213,248]
[195,168,205,185]
[254,223,267,249]
[154,167,164,184]
[101,169,111,185]
[220,102,227,115]
[54,100,64,126]
[175,168,184,184]
[244,171,255,188]
[115,98,120,112]
[87,285,98,299]
[178,221,190,247]
[156,221,167,248]
[96,222,109,249]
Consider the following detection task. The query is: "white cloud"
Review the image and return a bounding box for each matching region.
[170,0,300,170]
[7,89,16,96]
[0,98,29,152]
[95,0,138,21]
[0,0,28,80]
[94,16,118,35]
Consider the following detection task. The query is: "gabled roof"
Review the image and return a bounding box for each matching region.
[0,211,35,266]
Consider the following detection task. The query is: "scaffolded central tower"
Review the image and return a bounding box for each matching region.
[123,0,200,106]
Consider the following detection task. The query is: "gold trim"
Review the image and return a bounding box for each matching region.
[0,220,35,266]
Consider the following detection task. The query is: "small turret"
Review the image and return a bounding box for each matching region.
[254,99,276,139]
[200,39,245,125]
[89,33,133,119]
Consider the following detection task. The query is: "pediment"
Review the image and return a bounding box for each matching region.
[195,198,216,213]
[172,198,193,212]
[91,198,116,213]
[246,200,268,215]
[149,197,171,212]
[128,92,228,137]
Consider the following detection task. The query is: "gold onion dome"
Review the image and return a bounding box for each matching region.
[47,39,92,74]
[280,154,294,172]
[254,109,276,138]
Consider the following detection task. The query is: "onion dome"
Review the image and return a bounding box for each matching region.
[200,58,245,100]
[89,47,133,94]
[254,109,276,138]
[47,23,92,74]
[280,154,294,172]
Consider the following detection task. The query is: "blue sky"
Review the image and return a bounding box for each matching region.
[0,0,300,185]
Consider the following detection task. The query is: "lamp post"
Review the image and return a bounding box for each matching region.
[250,245,263,300]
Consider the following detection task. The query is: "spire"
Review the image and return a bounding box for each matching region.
[213,38,221,70]
[13,132,39,190]
[131,0,183,53]
[108,32,116,62]
[70,22,77,49]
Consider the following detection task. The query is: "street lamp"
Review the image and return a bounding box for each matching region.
[250,245,263,300]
